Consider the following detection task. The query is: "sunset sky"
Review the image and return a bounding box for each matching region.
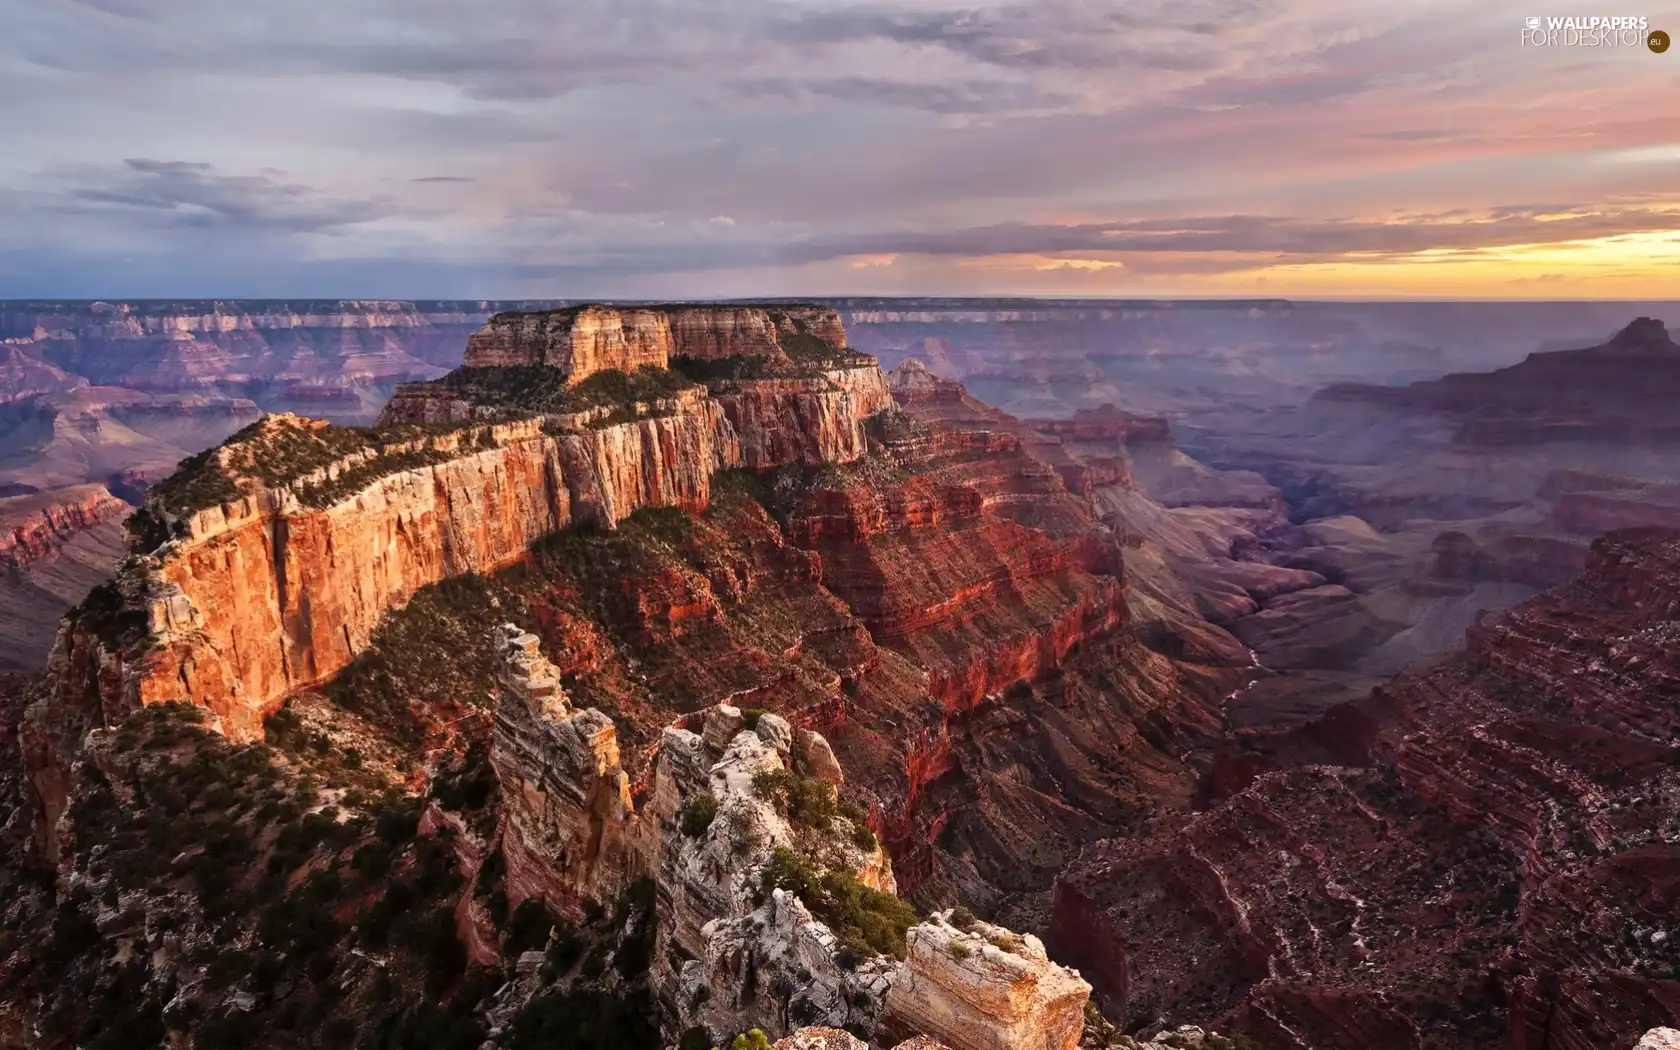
[3,0,1678,298]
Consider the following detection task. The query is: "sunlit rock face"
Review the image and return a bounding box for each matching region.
[462,303,851,382]
[37,306,888,746]
[484,626,1103,1050]
[486,624,901,1042]
[882,912,1090,1050]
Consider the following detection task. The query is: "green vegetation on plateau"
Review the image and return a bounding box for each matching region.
[439,365,695,417]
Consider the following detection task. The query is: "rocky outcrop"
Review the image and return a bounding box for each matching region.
[882,913,1089,1050]
[39,317,889,742]
[486,623,1098,1050]
[487,622,898,1038]
[1050,527,1680,1049]
[1638,1030,1680,1050]
[490,625,649,915]
[0,485,129,572]
[464,306,676,374]
[462,303,851,382]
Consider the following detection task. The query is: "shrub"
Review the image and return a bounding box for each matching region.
[752,770,837,832]
[504,989,660,1050]
[504,899,554,957]
[759,847,917,959]
[677,793,720,838]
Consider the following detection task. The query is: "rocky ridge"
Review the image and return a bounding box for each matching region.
[486,621,1091,1049]
[0,485,134,671]
[1049,527,1680,1049]
[28,307,889,745]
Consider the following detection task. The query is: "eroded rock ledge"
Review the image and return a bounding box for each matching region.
[487,623,1091,1050]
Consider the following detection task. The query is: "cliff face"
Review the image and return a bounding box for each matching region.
[0,485,133,671]
[1049,527,1680,1050]
[0,485,129,572]
[22,309,896,867]
[462,303,852,382]
[45,377,876,745]
[881,914,1089,1050]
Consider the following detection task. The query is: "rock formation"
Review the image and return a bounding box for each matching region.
[0,299,542,421]
[490,625,649,915]
[0,485,132,670]
[1050,527,1680,1049]
[881,912,1089,1050]
[463,303,849,380]
[32,309,890,747]
[485,623,1092,1049]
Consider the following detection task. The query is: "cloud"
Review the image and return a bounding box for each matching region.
[729,75,1073,115]
[56,159,399,233]
[3,0,1680,297]
[771,0,1269,72]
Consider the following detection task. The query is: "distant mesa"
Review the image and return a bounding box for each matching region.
[1315,317,1680,444]
[461,302,854,384]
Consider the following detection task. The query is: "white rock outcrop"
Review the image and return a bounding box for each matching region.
[882,911,1091,1050]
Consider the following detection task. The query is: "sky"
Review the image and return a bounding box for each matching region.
[2,0,1678,299]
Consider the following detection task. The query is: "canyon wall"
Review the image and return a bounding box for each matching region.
[1049,527,1680,1050]
[35,307,892,750]
[0,485,133,671]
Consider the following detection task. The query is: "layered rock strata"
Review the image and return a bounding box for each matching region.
[1050,527,1680,1049]
[462,303,851,380]
[0,485,130,572]
[36,320,890,744]
[881,913,1090,1050]
[0,484,133,670]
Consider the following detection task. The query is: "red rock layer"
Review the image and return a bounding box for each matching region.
[1049,527,1680,1049]
[0,485,130,571]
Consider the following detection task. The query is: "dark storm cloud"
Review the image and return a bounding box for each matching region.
[60,159,397,233]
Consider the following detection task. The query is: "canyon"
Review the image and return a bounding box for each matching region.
[0,299,1677,1050]
[1049,527,1680,1050]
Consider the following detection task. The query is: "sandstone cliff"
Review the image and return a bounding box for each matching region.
[38,331,889,746]
[882,912,1089,1050]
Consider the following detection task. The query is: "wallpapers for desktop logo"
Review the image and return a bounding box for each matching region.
[1521,14,1668,50]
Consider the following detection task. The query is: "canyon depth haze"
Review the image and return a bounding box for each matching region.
[3,3,1680,1050]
